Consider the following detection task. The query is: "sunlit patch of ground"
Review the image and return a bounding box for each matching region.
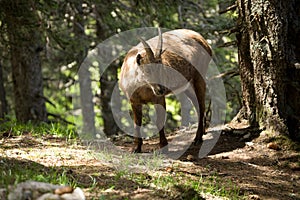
[0,127,299,200]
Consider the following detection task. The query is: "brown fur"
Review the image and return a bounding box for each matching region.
[119,29,211,153]
[182,29,212,56]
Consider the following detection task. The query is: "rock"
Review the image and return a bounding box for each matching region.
[54,186,73,195]
[248,194,261,200]
[7,181,85,200]
[245,142,254,146]
[187,154,195,161]
[61,188,85,200]
[0,188,7,200]
[37,193,61,200]
[8,181,61,200]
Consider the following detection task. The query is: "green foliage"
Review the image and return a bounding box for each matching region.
[0,159,77,188]
[193,174,242,199]
[0,119,76,139]
[111,169,243,199]
[0,0,241,133]
[91,149,243,199]
[0,121,78,188]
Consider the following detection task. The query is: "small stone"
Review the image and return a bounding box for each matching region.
[54,186,73,195]
[0,188,7,200]
[165,167,173,173]
[187,154,195,161]
[61,188,85,200]
[7,181,68,200]
[267,142,280,150]
[248,194,260,200]
[245,142,254,146]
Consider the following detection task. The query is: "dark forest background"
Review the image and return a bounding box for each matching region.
[0,0,299,141]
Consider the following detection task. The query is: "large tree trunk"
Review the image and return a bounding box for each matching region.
[0,63,8,119]
[236,0,300,140]
[99,63,120,136]
[95,4,121,137]
[5,1,47,122]
[74,1,96,137]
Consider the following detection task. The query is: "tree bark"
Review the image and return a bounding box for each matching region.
[0,63,8,119]
[178,93,193,127]
[74,1,96,137]
[235,2,257,127]
[95,3,121,136]
[236,0,300,139]
[4,1,47,122]
[99,63,121,136]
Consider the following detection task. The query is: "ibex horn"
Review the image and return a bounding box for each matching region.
[155,27,162,58]
[138,37,155,63]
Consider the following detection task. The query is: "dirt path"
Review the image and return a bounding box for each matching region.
[0,128,299,200]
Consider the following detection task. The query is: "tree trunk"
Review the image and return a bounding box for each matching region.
[5,1,47,122]
[178,93,193,127]
[100,63,121,136]
[74,1,96,137]
[235,5,257,127]
[0,63,8,119]
[95,4,121,137]
[78,64,96,137]
[236,0,300,140]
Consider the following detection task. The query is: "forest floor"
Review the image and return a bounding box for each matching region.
[0,124,299,200]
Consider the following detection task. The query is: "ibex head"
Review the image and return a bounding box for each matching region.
[136,28,168,96]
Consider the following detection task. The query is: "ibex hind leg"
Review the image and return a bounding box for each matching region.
[185,78,206,145]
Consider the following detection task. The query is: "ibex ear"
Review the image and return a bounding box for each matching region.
[136,54,142,65]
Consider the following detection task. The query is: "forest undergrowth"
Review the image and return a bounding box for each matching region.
[0,122,299,200]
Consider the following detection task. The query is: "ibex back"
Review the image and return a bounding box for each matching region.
[119,28,212,153]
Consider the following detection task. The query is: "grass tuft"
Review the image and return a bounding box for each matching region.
[0,119,77,139]
[0,158,77,188]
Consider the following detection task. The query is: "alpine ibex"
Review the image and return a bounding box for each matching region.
[119,28,212,153]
